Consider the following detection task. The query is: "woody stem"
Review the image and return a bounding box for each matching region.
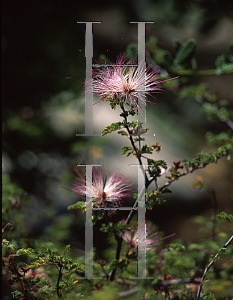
[108,105,151,282]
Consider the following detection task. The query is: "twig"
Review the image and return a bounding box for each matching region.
[9,258,37,300]
[108,234,123,281]
[152,277,201,289]
[108,105,153,282]
[120,105,147,180]
[159,166,204,191]
[196,235,233,300]
[56,264,63,299]
[159,147,233,191]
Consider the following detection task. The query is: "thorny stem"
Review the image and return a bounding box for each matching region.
[159,147,233,191]
[119,104,155,220]
[159,166,204,191]
[57,263,63,299]
[163,274,171,300]
[13,265,29,299]
[121,105,147,176]
[9,259,36,300]
[108,105,152,282]
[152,277,201,289]
[196,235,233,300]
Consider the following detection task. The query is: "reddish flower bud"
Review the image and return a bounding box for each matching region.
[98,259,107,267]
[173,161,184,169]
[92,284,103,291]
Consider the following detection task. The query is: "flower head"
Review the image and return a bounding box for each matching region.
[72,167,132,207]
[122,223,174,253]
[88,55,163,108]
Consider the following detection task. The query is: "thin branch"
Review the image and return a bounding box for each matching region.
[196,235,233,300]
[120,105,147,181]
[56,264,63,299]
[9,259,37,300]
[159,166,204,191]
[159,147,233,192]
[108,234,123,281]
[108,105,153,282]
[152,277,201,289]
[108,184,148,281]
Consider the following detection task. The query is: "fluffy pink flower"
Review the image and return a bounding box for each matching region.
[88,55,163,107]
[122,223,174,253]
[72,167,132,207]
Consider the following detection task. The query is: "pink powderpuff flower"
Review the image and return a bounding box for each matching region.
[72,167,133,207]
[88,55,165,108]
[122,223,175,253]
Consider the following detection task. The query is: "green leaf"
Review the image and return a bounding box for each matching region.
[217,212,233,223]
[181,145,232,171]
[16,248,36,255]
[102,122,123,136]
[163,50,173,67]
[117,130,127,136]
[63,245,71,256]
[173,39,181,52]
[141,144,152,154]
[174,39,196,68]
[146,190,166,209]
[125,43,138,59]
[215,54,227,68]
[179,83,208,99]
[219,99,229,107]
[215,63,233,75]
[134,136,145,142]
[68,201,85,210]
[99,54,111,64]
[12,291,24,298]
[161,187,172,193]
[121,146,132,155]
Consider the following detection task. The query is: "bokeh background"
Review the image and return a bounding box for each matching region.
[2,0,233,257]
